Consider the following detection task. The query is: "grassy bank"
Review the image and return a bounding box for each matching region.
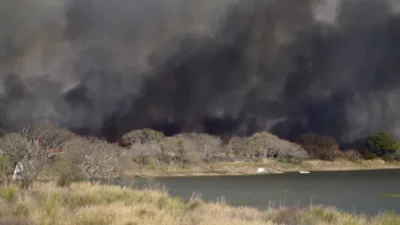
[123,159,400,177]
[0,182,399,225]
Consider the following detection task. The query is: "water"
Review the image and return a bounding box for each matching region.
[131,170,400,215]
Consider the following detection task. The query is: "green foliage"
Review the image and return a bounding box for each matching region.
[0,155,10,169]
[0,186,18,203]
[362,132,400,159]
[0,156,13,185]
[0,155,13,173]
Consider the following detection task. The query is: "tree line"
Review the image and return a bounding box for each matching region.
[0,121,399,188]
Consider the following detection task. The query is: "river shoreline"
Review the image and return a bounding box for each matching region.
[125,159,400,178]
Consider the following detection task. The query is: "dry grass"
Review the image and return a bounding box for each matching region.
[0,182,399,225]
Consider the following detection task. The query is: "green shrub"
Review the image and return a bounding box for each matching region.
[361,132,400,159]
[0,156,13,184]
[0,186,18,203]
[0,156,12,172]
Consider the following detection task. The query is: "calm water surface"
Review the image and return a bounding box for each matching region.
[132,170,400,215]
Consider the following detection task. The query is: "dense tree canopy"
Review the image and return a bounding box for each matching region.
[362,132,400,158]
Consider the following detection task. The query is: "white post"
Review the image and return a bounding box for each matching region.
[12,162,24,181]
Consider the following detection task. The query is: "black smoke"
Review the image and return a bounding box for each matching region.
[1,0,400,144]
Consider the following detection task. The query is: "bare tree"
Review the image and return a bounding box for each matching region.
[160,136,200,164]
[0,133,27,162]
[119,129,165,148]
[21,121,74,151]
[247,132,308,162]
[175,133,222,162]
[225,136,249,159]
[130,141,162,165]
[0,121,75,187]
[63,137,123,184]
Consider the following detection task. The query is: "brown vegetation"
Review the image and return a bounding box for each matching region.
[295,132,339,161]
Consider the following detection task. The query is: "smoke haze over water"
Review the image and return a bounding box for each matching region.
[1,0,400,144]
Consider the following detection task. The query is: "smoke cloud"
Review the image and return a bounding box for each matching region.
[1,0,400,144]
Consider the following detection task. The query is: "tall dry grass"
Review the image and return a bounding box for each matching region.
[0,182,399,225]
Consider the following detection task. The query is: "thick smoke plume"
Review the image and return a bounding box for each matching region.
[1,0,400,145]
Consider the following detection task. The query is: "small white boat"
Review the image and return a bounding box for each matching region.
[257,168,266,173]
[299,171,310,174]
